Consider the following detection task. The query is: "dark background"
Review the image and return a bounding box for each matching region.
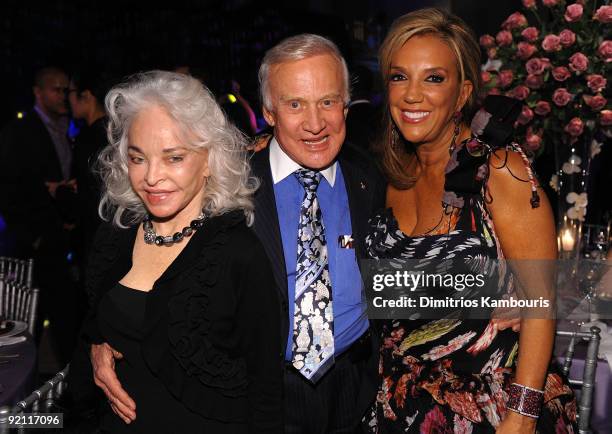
[1,0,608,223]
[0,0,522,127]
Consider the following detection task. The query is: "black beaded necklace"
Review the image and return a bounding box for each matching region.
[143,212,206,246]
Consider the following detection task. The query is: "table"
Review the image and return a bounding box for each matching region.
[0,333,36,407]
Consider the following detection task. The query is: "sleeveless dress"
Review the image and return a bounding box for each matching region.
[364,137,577,433]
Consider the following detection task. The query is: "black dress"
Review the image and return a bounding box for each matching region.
[98,283,244,433]
[79,210,283,433]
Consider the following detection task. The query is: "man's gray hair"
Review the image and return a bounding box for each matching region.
[98,70,258,228]
[258,33,350,110]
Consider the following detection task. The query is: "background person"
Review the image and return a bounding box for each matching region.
[0,66,79,365]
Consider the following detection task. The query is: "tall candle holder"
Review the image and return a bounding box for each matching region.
[558,215,582,260]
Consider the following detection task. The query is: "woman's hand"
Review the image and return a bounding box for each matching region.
[496,411,537,433]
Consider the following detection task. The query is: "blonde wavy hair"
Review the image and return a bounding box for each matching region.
[374,8,481,189]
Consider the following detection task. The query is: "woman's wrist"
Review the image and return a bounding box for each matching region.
[505,408,537,427]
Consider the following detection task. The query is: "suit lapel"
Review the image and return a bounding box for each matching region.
[251,147,289,303]
[339,153,372,261]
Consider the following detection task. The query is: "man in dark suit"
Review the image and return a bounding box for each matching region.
[0,66,71,255]
[251,34,384,433]
[0,66,79,365]
[90,35,385,433]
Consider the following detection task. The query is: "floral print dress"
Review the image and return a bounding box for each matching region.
[364,138,577,433]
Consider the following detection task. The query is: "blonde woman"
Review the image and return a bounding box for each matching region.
[365,9,576,433]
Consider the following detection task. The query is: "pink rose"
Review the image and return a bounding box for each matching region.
[569,52,589,72]
[552,88,574,106]
[496,30,513,47]
[543,0,559,6]
[526,74,544,89]
[525,127,543,151]
[559,29,576,47]
[564,4,583,22]
[517,42,537,60]
[488,87,501,96]
[487,47,498,59]
[502,12,528,30]
[583,94,608,111]
[518,105,534,125]
[526,57,550,75]
[593,5,612,23]
[564,117,584,137]
[534,101,552,116]
[479,34,495,48]
[542,34,561,52]
[586,74,607,93]
[498,69,514,88]
[552,66,571,81]
[522,0,536,9]
[509,85,530,100]
[601,110,612,126]
[521,27,539,42]
[481,71,492,84]
[598,41,612,63]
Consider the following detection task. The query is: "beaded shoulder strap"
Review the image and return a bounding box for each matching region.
[506,143,541,209]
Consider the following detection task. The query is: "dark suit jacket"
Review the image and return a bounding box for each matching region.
[0,111,65,251]
[249,140,386,422]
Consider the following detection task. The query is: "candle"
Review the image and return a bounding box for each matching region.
[561,228,575,252]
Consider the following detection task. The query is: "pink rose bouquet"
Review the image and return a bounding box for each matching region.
[480,0,611,151]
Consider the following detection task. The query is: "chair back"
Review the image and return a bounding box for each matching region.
[0,257,34,287]
[0,365,69,433]
[556,326,601,434]
[0,280,39,337]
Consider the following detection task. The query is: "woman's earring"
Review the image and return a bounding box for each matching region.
[453,111,462,137]
[449,111,462,153]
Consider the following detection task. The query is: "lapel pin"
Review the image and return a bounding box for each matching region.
[338,235,354,249]
[360,181,366,190]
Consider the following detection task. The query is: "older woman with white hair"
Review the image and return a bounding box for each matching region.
[79,71,282,433]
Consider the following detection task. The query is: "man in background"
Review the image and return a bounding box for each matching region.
[0,66,79,366]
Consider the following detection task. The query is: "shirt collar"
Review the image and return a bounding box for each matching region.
[269,137,336,186]
[33,104,51,126]
[34,103,67,130]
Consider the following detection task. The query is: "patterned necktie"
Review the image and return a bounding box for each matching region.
[291,169,335,382]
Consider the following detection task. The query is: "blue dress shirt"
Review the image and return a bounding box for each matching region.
[268,138,369,361]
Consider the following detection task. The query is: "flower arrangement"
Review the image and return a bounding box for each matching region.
[479,1,611,153]
[479,1,611,222]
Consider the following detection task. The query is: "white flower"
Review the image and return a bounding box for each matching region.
[562,154,582,174]
[566,192,588,208]
[575,192,588,207]
[549,174,559,192]
[567,205,587,221]
[590,139,602,158]
[482,58,502,72]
